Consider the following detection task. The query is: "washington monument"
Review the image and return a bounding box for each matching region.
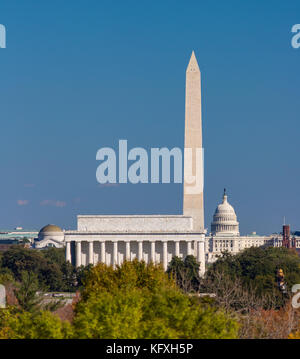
[183,51,204,232]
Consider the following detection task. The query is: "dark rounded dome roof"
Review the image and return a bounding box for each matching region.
[39,224,63,234]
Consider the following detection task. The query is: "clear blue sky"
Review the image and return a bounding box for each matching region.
[0,0,299,234]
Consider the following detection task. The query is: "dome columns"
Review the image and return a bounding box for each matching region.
[211,191,240,236]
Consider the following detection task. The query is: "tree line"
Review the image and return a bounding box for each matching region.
[0,246,90,292]
[1,245,300,338]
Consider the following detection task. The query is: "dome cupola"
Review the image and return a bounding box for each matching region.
[37,224,64,244]
[211,189,239,236]
[39,224,63,234]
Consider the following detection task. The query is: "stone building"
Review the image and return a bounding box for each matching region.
[34,52,300,272]
[206,191,300,263]
[63,51,206,275]
[34,224,65,249]
[210,189,239,237]
[65,215,205,274]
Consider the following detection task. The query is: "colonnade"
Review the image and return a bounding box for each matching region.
[65,239,205,275]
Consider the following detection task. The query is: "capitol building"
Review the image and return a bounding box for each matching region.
[33,52,300,272]
[205,189,300,263]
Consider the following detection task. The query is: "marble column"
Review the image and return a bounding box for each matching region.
[101,241,105,264]
[88,241,93,265]
[187,241,192,256]
[197,237,205,276]
[113,241,118,268]
[126,241,130,261]
[151,241,155,263]
[197,241,201,263]
[138,241,143,261]
[66,241,71,263]
[163,241,168,271]
[75,241,81,268]
[175,241,180,257]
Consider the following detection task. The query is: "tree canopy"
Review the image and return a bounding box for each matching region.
[204,247,300,308]
[72,259,239,339]
[0,309,73,339]
[1,245,300,339]
[0,246,87,292]
[167,255,201,292]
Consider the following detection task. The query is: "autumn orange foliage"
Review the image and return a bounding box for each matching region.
[240,300,299,339]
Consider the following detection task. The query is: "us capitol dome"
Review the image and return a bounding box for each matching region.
[211,189,240,236]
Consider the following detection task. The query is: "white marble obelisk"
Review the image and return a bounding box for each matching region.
[183,51,204,232]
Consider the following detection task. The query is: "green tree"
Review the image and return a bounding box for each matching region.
[204,247,300,308]
[42,247,66,265]
[73,260,238,339]
[80,260,173,300]
[0,307,18,339]
[0,246,68,291]
[1,309,73,339]
[39,262,64,292]
[167,255,201,292]
[0,268,15,285]
[74,289,144,339]
[0,246,88,292]
[61,262,77,291]
[1,246,46,281]
[14,271,44,313]
[75,264,93,288]
[15,271,66,313]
